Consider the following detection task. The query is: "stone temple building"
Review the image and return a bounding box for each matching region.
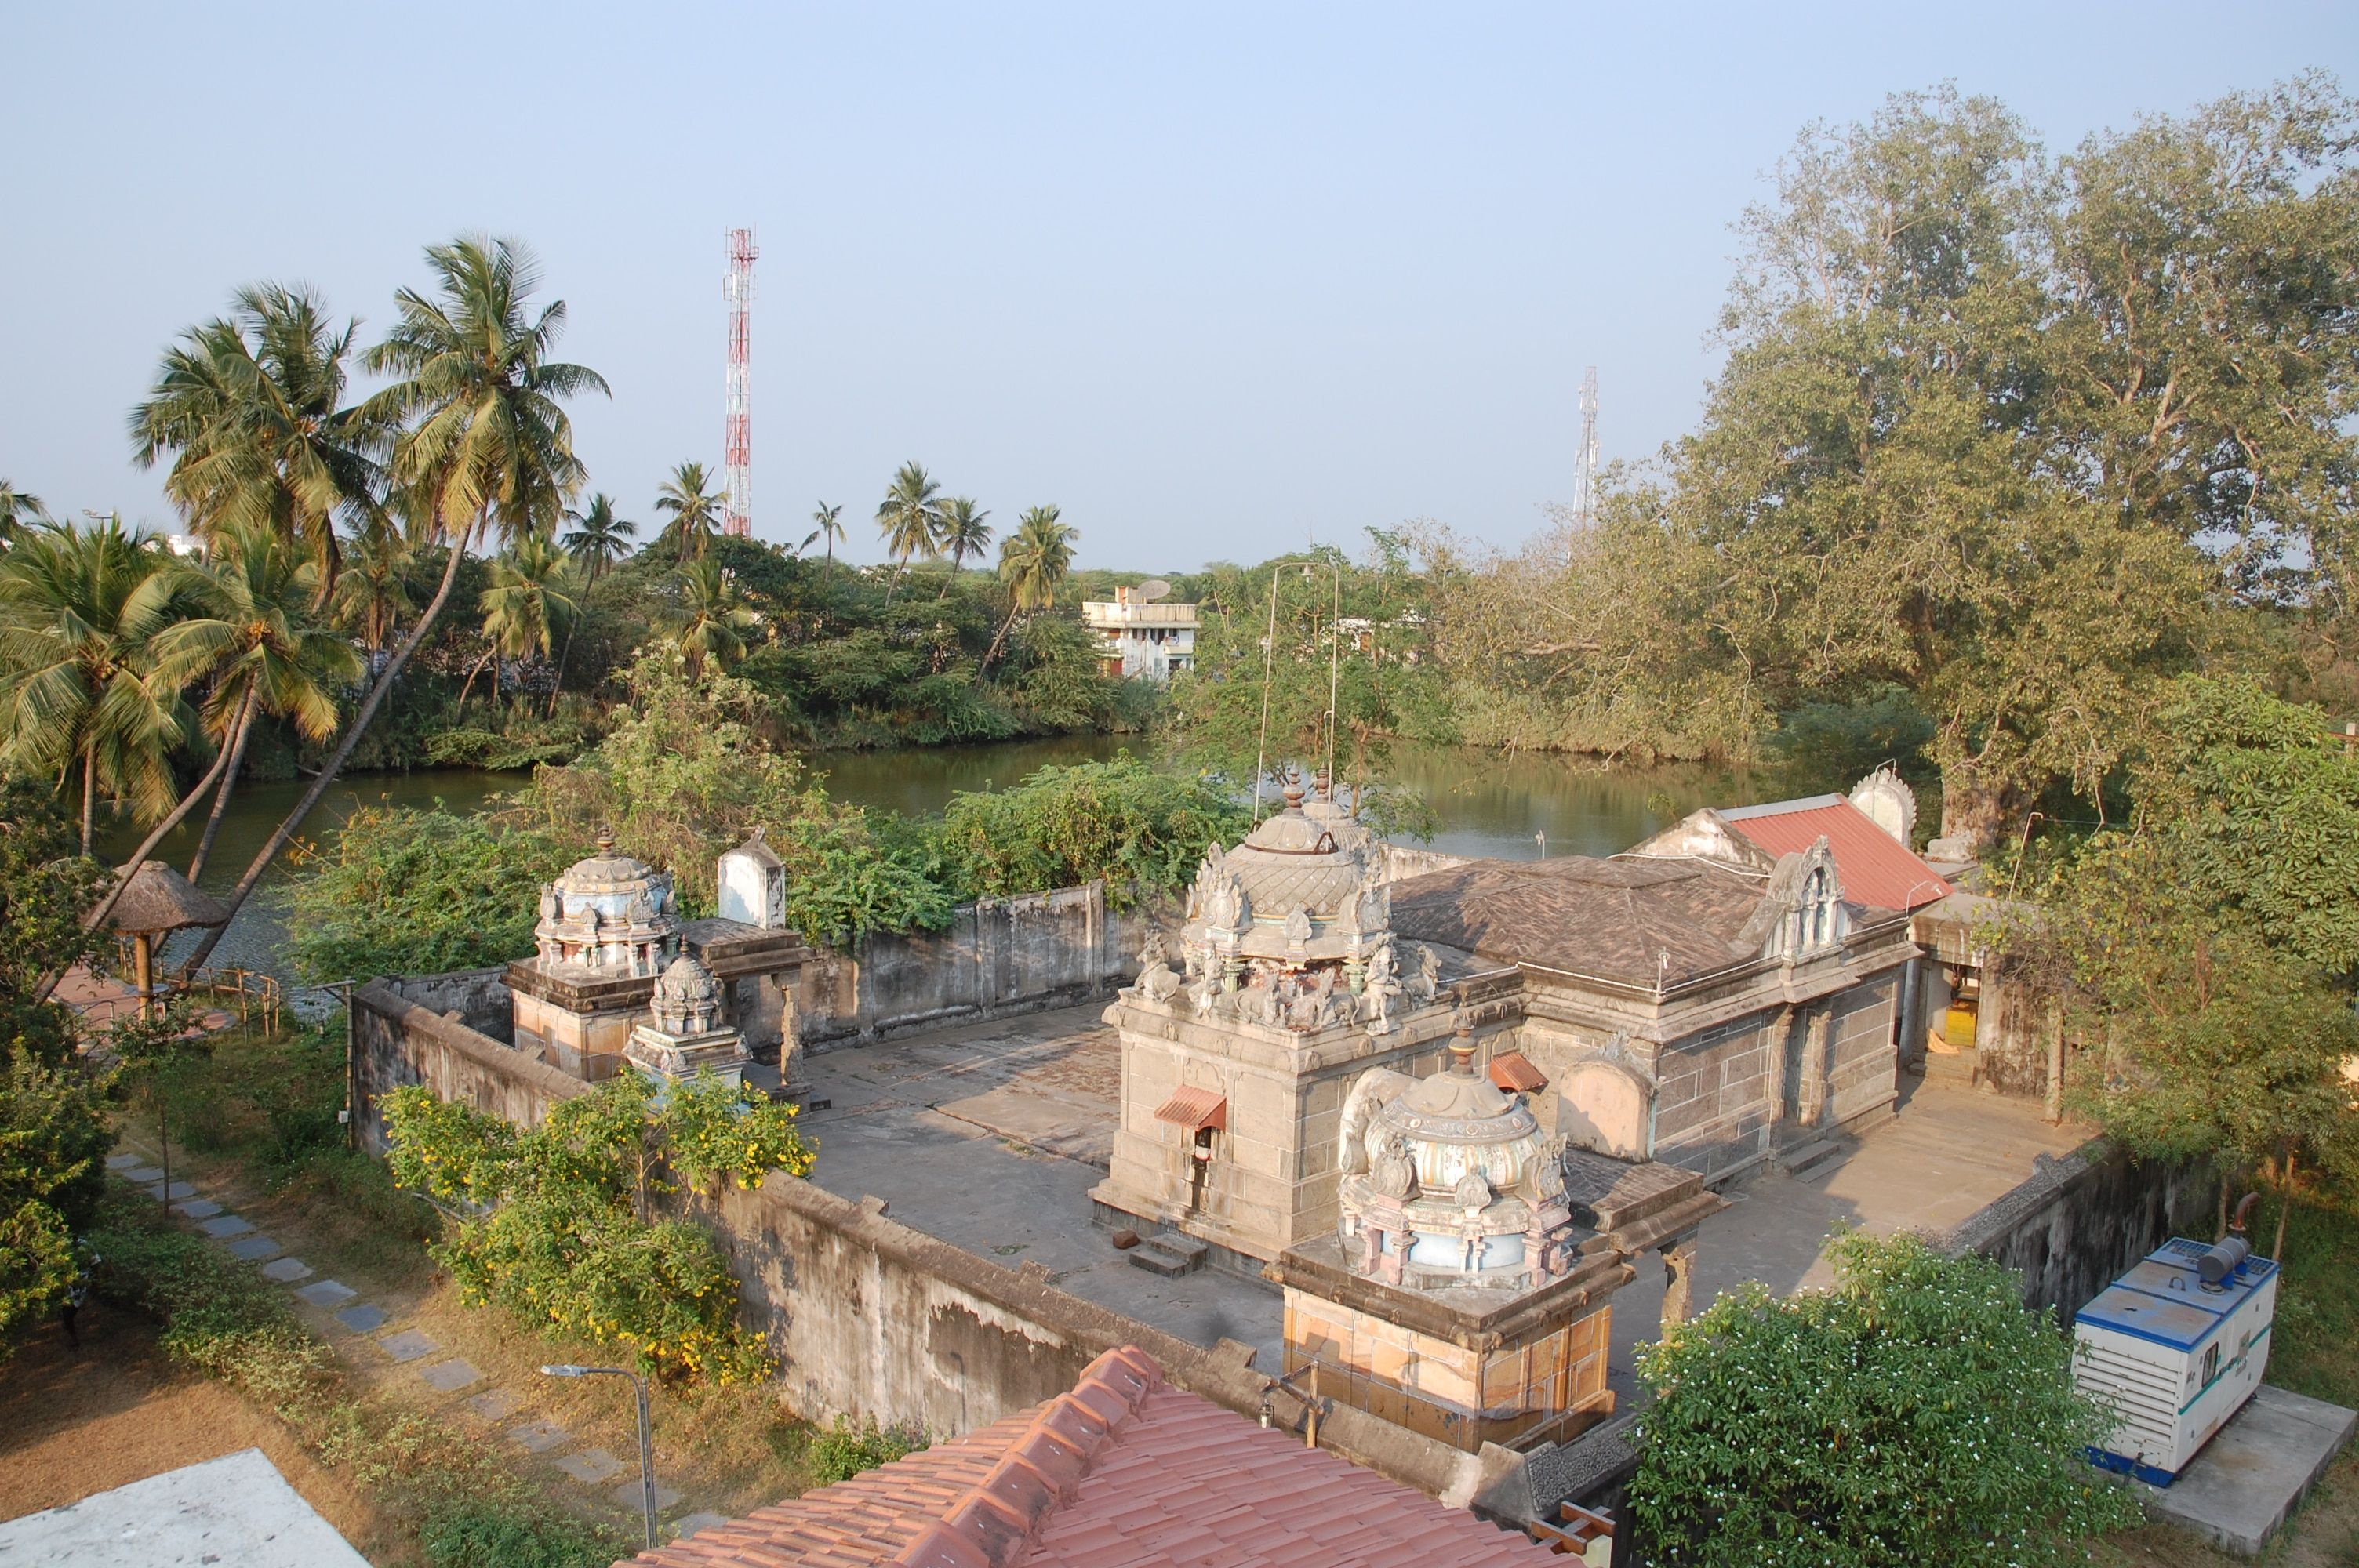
[503,830,809,1083]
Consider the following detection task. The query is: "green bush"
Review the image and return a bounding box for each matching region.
[807,1416,924,1486]
[419,1499,623,1568]
[288,807,571,982]
[1630,1230,2139,1568]
[929,755,1250,907]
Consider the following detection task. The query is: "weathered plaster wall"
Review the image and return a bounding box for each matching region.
[1823,976,1899,1125]
[1650,1013,1778,1178]
[798,883,1160,1047]
[1943,1139,2221,1321]
[347,980,1520,1509]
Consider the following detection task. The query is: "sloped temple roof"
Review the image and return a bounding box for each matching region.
[1718,797,1950,912]
[624,1348,1554,1568]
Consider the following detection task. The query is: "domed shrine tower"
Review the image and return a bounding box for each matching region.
[625,953,750,1089]
[504,830,809,1081]
[1092,779,1468,1267]
[1268,1028,1719,1454]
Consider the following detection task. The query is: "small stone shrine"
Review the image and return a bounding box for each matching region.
[1269,1029,1724,1453]
[624,954,749,1090]
[1093,778,1464,1266]
[506,830,811,1081]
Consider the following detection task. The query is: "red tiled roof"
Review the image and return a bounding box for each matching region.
[1719,798,1950,913]
[624,1347,1557,1568]
[1151,1086,1227,1133]
[1486,1050,1548,1094]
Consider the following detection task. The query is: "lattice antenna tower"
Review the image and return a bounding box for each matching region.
[1571,365,1600,535]
[723,227,759,538]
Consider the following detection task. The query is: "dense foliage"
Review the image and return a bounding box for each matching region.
[0,781,111,1356]
[1630,1231,2138,1567]
[930,755,1249,907]
[2007,677,2359,1201]
[382,1072,813,1384]
[288,805,571,981]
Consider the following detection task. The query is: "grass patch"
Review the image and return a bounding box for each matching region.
[805,1417,925,1486]
[2248,1186,2359,1411]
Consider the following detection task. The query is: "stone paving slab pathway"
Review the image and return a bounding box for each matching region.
[120,1164,164,1183]
[464,1388,523,1422]
[672,1512,729,1540]
[510,1419,570,1454]
[333,1304,389,1334]
[555,1449,625,1483]
[613,1481,684,1512]
[419,1358,482,1393]
[171,1198,223,1220]
[106,1153,143,1171]
[260,1255,313,1283]
[225,1233,282,1261]
[294,1279,357,1308]
[199,1214,254,1238]
[142,1181,196,1200]
[379,1328,438,1363]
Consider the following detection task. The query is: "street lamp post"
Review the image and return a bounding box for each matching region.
[541,1363,656,1548]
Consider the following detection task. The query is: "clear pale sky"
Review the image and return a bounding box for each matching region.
[4,4,2352,570]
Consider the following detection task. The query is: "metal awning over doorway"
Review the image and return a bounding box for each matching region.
[1152,1085,1227,1134]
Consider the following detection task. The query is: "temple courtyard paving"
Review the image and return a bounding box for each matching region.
[794,1003,2093,1401]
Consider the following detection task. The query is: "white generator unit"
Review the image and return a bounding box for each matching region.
[2073,1236,2279,1486]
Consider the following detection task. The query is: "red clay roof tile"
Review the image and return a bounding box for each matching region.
[622,1348,1558,1568]
[1719,798,1951,912]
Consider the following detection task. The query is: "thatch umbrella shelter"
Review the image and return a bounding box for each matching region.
[105,861,229,1019]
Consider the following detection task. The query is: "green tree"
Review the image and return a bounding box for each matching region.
[180,235,607,976]
[930,756,1249,906]
[810,500,845,590]
[935,496,992,598]
[150,517,363,879]
[874,461,943,604]
[0,781,112,1359]
[983,504,1077,667]
[380,1070,812,1383]
[0,481,49,547]
[1630,1229,2138,1567]
[0,517,196,850]
[652,462,725,564]
[471,532,582,708]
[129,282,386,603]
[561,492,638,585]
[329,517,418,662]
[660,559,758,675]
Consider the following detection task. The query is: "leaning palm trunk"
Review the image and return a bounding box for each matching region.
[187,687,260,881]
[981,608,1022,672]
[28,717,246,1005]
[176,525,476,978]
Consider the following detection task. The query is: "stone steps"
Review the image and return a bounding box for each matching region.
[1776,1133,1850,1179]
[1125,1231,1209,1277]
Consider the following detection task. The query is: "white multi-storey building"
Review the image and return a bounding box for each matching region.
[1081,586,1198,681]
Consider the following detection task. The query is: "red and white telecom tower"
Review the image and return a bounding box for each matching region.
[722,227,758,538]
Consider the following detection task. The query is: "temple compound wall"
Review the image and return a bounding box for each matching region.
[346,976,1525,1512]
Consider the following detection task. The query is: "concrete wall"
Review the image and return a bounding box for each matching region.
[351,978,587,1152]
[347,978,1519,1511]
[798,883,1159,1047]
[1651,1013,1778,1179]
[1943,1139,2221,1322]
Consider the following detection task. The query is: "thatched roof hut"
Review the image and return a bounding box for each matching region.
[107,861,229,935]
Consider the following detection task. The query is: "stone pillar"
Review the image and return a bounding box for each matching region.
[1796,1007,1832,1128]
[1659,1236,1699,1330]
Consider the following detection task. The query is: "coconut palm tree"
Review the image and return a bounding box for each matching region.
[471,532,581,708]
[149,518,362,879]
[179,235,606,975]
[0,517,197,851]
[661,559,759,675]
[653,463,725,563]
[984,505,1079,668]
[562,492,637,584]
[129,284,386,604]
[0,481,49,546]
[812,501,845,590]
[330,518,419,666]
[936,497,993,599]
[874,462,944,604]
